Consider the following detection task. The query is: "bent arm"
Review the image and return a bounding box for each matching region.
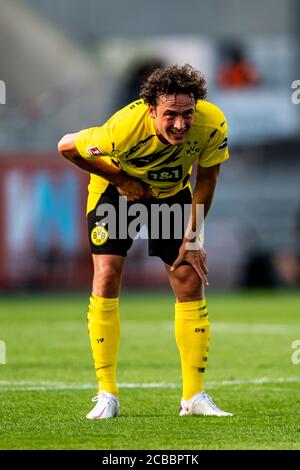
[58,132,152,200]
[57,133,124,185]
[170,163,220,284]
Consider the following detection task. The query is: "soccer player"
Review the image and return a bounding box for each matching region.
[58,64,232,418]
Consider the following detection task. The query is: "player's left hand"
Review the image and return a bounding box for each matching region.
[170,238,209,286]
[116,174,152,201]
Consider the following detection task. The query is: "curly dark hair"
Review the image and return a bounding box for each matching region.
[139,64,207,106]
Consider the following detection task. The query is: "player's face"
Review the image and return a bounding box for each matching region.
[149,94,195,145]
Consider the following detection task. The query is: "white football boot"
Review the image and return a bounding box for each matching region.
[86,391,120,420]
[179,391,233,417]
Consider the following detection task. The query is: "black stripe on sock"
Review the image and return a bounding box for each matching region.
[199,312,208,318]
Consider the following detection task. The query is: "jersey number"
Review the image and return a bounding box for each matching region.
[147,165,183,182]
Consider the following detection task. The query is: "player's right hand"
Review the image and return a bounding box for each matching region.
[116,175,152,201]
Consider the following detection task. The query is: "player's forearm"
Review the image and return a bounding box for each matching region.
[58,134,124,185]
[184,183,215,241]
[185,167,218,240]
[193,179,216,219]
[62,149,125,184]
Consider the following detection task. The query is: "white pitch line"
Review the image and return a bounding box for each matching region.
[0,377,300,392]
[212,322,300,335]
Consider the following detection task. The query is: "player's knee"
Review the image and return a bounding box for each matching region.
[172,266,201,288]
[174,270,203,301]
[183,273,202,295]
[93,265,122,297]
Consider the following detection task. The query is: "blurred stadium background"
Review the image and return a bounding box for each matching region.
[0,0,300,292]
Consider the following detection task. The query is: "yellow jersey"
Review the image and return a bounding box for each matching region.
[75,99,229,202]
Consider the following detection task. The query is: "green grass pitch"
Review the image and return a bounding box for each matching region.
[0,291,300,450]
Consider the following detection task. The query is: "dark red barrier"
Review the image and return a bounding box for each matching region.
[0,153,91,290]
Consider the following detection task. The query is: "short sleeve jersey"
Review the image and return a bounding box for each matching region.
[75,99,229,199]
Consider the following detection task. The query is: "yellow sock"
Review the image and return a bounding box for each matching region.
[175,299,210,400]
[87,294,120,397]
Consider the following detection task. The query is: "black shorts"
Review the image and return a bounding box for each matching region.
[87,185,192,266]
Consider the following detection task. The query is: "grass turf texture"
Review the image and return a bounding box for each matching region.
[0,291,300,450]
